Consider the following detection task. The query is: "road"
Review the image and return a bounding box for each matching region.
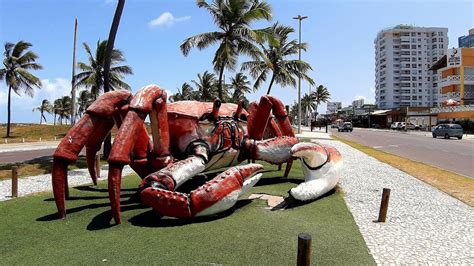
[331,128,474,178]
[0,148,57,164]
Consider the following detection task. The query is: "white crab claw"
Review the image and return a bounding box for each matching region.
[289,142,342,201]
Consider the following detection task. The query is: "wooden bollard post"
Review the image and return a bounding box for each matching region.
[297,233,312,266]
[377,188,391,222]
[95,154,100,179]
[12,166,18,198]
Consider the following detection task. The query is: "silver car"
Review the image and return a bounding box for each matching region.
[432,124,464,139]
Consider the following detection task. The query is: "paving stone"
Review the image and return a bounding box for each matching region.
[317,139,474,265]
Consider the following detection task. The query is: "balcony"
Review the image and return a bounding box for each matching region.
[430,105,474,114]
[439,75,474,87]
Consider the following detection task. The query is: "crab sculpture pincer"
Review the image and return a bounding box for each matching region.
[52,85,342,224]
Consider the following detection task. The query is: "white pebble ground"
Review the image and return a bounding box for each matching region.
[0,165,133,201]
[317,139,474,265]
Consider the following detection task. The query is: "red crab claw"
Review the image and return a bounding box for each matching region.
[140,164,264,218]
[289,142,343,201]
[52,90,132,218]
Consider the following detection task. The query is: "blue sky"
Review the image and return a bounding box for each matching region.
[0,0,473,123]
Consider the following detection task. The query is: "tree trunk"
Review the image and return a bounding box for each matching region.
[102,0,125,160]
[217,61,225,101]
[54,113,56,126]
[39,110,43,125]
[6,85,12,137]
[266,74,276,95]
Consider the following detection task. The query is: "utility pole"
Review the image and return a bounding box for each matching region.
[70,18,78,125]
[293,15,308,134]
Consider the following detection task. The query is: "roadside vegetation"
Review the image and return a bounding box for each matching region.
[333,135,474,207]
[0,124,71,143]
[0,161,374,264]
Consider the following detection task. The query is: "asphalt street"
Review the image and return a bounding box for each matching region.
[331,128,474,178]
[0,148,87,164]
[0,149,56,164]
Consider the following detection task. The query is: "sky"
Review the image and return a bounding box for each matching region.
[0,0,473,123]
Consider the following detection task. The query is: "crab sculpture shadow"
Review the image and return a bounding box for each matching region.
[52,85,342,224]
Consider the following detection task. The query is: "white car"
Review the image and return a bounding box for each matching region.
[391,122,401,130]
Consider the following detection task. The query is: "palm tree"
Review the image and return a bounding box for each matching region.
[77,90,93,117]
[53,96,72,125]
[33,99,52,124]
[241,23,314,95]
[229,72,252,104]
[0,41,42,137]
[171,82,195,102]
[180,0,272,100]
[192,71,219,102]
[310,85,331,116]
[74,40,132,99]
[301,93,316,126]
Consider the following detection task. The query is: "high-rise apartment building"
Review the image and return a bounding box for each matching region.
[375,25,448,108]
[459,28,474,48]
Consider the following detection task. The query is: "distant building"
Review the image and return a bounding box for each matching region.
[326,102,342,114]
[374,25,448,109]
[459,29,474,48]
[352,98,364,108]
[430,47,474,121]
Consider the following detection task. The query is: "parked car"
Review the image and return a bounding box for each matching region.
[432,124,463,139]
[404,122,421,130]
[338,122,353,132]
[396,122,406,130]
[390,122,401,130]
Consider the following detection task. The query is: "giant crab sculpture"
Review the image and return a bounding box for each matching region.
[52,85,342,224]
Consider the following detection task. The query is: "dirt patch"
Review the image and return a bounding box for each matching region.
[248,193,285,209]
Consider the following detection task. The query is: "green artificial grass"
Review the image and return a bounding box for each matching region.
[0,162,374,265]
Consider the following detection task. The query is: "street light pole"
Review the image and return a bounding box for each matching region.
[293,15,308,134]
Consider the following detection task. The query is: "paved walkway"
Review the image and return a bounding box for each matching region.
[314,138,474,264]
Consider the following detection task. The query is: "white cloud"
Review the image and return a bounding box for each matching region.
[148,12,191,28]
[0,78,71,123]
[41,78,72,102]
[354,95,366,101]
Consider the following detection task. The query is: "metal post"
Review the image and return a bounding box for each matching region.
[12,166,18,197]
[71,18,78,125]
[297,233,312,266]
[293,15,308,134]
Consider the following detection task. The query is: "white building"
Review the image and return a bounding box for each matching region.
[375,25,448,108]
[352,98,364,108]
[326,102,342,114]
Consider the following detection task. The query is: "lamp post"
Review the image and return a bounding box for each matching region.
[293,15,308,134]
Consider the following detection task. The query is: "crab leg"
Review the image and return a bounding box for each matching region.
[107,85,170,224]
[52,90,132,218]
[247,96,295,176]
[140,164,263,218]
[246,136,299,165]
